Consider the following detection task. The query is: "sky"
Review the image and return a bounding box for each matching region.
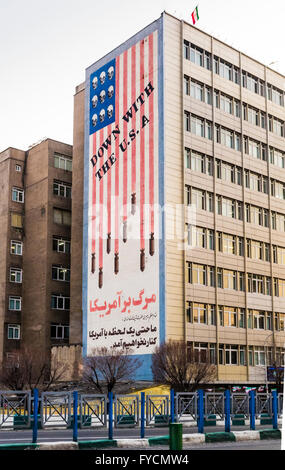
[0,0,284,153]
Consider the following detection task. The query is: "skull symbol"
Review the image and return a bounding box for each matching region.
[99,90,106,103]
[107,105,113,119]
[92,95,98,108]
[100,71,106,85]
[92,114,98,127]
[108,66,114,80]
[92,76,98,90]
[99,109,105,123]
[108,85,114,99]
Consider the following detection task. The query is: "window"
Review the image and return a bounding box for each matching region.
[185,113,212,140]
[248,347,253,366]
[11,241,23,255]
[51,295,70,310]
[11,213,23,228]
[190,80,203,101]
[51,324,69,340]
[242,71,264,96]
[188,226,205,248]
[250,140,266,160]
[220,128,233,149]
[186,150,213,175]
[184,75,190,95]
[222,234,236,255]
[225,345,238,365]
[269,116,285,137]
[54,153,72,171]
[251,241,263,260]
[15,165,21,172]
[186,302,191,323]
[184,111,190,131]
[216,125,240,151]
[214,57,240,84]
[53,208,71,226]
[224,307,237,327]
[220,94,232,114]
[53,237,71,254]
[276,246,285,265]
[192,304,207,324]
[272,212,285,232]
[267,84,284,106]
[52,266,70,282]
[208,230,215,250]
[190,151,204,173]
[253,310,265,329]
[10,268,22,283]
[239,309,245,328]
[246,205,268,227]
[276,348,285,366]
[271,180,285,200]
[12,188,24,203]
[7,324,20,340]
[238,237,244,256]
[248,274,264,294]
[217,268,223,288]
[239,346,246,365]
[254,346,265,366]
[223,270,237,290]
[267,313,272,331]
[278,313,285,331]
[194,343,209,363]
[191,115,204,137]
[9,296,21,311]
[191,263,207,285]
[243,104,265,127]
[217,196,241,219]
[190,44,203,67]
[184,42,211,70]
[53,181,72,199]
[209,305,216,326]
[218,344,240,365]
[270,148,285,169]
[275,279,285,297]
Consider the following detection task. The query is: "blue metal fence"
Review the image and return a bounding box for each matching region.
[0,389,283,443]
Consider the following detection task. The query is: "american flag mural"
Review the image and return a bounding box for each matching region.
[86,29,162,356]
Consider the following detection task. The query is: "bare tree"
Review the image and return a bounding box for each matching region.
[0,348,67,392]
[82,347,143,394]
[151,340,216,392]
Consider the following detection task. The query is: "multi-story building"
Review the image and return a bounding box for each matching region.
[0,139,73,365]
[71,12,285,386]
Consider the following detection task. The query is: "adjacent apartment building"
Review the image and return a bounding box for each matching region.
[71,11,285,386]
[0,139,73,365]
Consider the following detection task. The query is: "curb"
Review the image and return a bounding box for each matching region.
[0,430,281,450]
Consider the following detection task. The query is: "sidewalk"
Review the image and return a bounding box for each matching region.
[0,429,281,450]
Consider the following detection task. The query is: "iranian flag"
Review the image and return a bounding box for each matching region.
[191,6,199,25]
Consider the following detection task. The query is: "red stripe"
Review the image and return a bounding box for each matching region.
[140,39,145,250]
[107,124,112,236]
[148,33,154,233]
[91,133,97,254]
[99,128,104,269]
[131,44,136,195]
[123,50,128,222]
[115,55,120,254]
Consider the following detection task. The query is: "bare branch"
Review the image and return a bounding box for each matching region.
[151,340,216,392]
[82,347,143,394]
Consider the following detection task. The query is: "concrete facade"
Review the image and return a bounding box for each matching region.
[72,12,285,386]
[0,139,72,365]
